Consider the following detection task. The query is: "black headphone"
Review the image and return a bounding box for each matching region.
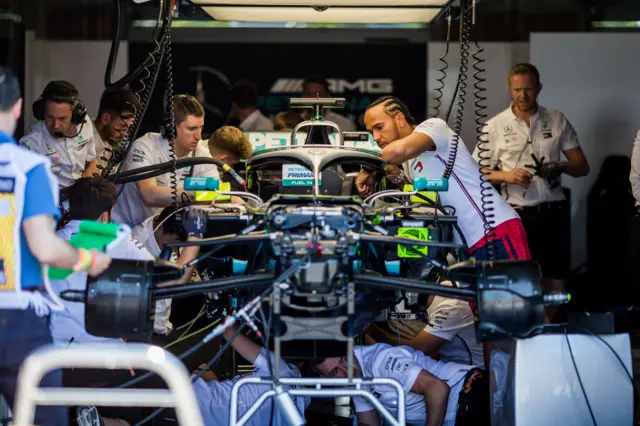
[32,81,87,125]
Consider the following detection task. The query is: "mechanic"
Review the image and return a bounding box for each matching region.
[472,63,589,321]
[92,87,140,172]
[364,281,485,369]
[301,75,357,132]
[192,325,309,426]
[310,342,488,426]
[274,111,304,131]
[19,80,99,188]
[131,204,207,339]
[359,96,531,262]
[112,94,219,228]
[231,80,274,132]
[630,128,640,306]
[207,125,253,169]
[0,67,111,426]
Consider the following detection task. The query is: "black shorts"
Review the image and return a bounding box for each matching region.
[514,201,571,280]
[455,368,490,426]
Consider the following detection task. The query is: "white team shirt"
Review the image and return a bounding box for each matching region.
[19,117,97,188]
[630,129,640,206]
[353,343,471,426]
[112,132,220,228]
[49,220,154,346]
[192,348,309,426]
[132,215,173,335]
[425,282,484,369]
[472,104,580,206]
[405,118,519,248]
[239,109,275,132]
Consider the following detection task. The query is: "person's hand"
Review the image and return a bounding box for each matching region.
[87,250,111,276]
[356,170,375,196]
[504,168,533,185]
[182,207,208,239]
[537,162,564,181]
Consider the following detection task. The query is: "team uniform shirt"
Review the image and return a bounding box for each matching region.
[112,132,220,228]
[425,282,484,368]
[472,105,580,206]
[404,118,519,248]
[49,220,155,345]
[630,129,640,206]
[239,109,274,132]
[192,348,309,426]
[132,215,173,335]
[353,343,471,426]
[0,131,61,315]
[18,116,97,188]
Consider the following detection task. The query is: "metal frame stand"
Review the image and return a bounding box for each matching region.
[11,343,204,426]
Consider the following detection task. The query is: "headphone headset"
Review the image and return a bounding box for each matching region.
[32,82,87,125]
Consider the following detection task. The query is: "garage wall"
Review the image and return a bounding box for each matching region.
[427,42,530,150]
[531,33,640,268]
[24,30,129,130]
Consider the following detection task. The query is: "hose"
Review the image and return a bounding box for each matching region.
[442,1,471,180]
[471,0,497,260]
[430,9,451,120]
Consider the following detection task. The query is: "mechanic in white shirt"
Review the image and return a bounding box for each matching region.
[310,343,488,426]
[301,74,357,132]
[92,87,139,174]
[472,64,589,321]
[19,80,99,188]
[112,94,220,228]
[358,96,531,262]
[630,130,640,305]
[365,281,484,369]
[231,80,274,132]
[132,204,207,337]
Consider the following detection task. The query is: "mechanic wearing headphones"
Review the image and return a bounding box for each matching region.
[0,67,111,426]
[364,281,485,369]
[472,63,589,321]
[310,342,488,426]
[113,94,219,228]
[19,80,99,188]
[301,74,357,132]
[358,96,531,262]
[132,204,206,338]
[92,87,140,172]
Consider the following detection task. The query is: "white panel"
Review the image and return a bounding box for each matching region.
[203,6,441,23]
[24,31,129,130]
[531,33,640,268]
[192,0,447,5]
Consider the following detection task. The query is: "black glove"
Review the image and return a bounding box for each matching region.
[182,207,208,239]
[525,154,564,188]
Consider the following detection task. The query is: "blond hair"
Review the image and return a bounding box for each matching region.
[208,126,253,159]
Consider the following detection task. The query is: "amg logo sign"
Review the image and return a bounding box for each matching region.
[271,79,394,94]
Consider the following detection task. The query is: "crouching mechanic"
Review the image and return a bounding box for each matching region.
[311,343,488,426]
[113,94,219,228]
[358,96,531,262]
[365,281,485,369]
[193,325,309,426]
[132,205,207,338]
[206,126,253,191]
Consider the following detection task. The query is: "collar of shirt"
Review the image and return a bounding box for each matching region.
[0,130,16,144]
[239,109,262,131]
[507,102,543,125]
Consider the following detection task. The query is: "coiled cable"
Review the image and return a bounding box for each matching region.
[442,1,471,180]
[161,17,179,208]
[430,9,452,119]
[471,0,497,260]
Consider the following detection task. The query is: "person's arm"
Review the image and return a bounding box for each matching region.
[630,130,640,203]
[222,326,261,364]
[136,177,186,208]
[82,158,100,178]
[380,132,435,165]
[560,147,590,178]
[411,370,450,426]
[356,410,381,426]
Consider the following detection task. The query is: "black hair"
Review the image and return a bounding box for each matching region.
[0,66,21,111]
[366,96,417,126]
[41,80,79,105]
[302,74,330,94]
[230,79,258,109]
[97,87,140,118]
[67,177,117,221]
[156,205,183,236]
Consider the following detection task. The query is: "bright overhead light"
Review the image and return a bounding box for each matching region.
[192,0,448,5]
[201,6,443,23]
